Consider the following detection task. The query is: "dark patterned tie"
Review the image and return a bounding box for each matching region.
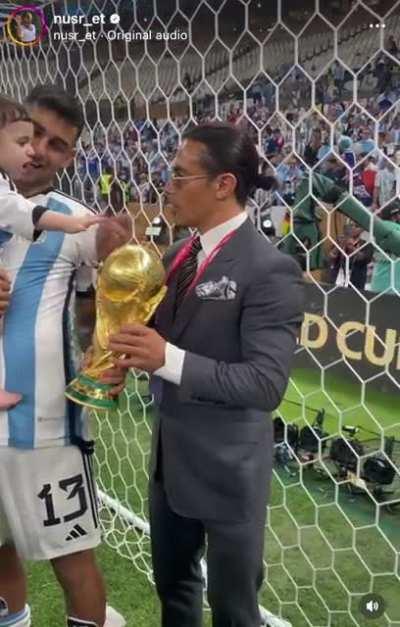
[174,236,202,312]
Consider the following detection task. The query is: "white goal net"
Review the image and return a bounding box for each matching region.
[1,1,400,625]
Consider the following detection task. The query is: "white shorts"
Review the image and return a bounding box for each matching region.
[0,445,101,560]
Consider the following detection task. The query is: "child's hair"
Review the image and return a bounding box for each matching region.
[0,95,30,131]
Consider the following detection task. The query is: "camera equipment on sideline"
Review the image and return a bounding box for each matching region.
[328,429,399,510]
[273,415,299,472]
[273,415,299,448]
[330,426,365,477]
[363,437,396,486]
[298,409,328,461]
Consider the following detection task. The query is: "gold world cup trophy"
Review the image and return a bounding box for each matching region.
[65,244,167,410]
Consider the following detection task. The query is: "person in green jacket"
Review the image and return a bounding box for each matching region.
[370,203,400,294]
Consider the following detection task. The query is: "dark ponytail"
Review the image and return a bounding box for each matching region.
[253,174,279,191]
[182,122,279,204]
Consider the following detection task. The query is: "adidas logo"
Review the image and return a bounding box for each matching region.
[65,524,88,541]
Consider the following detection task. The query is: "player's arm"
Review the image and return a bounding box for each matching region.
[95,214,133,260]
[74,213,132,350]
[72,209,133,346]
[71,210,132,269]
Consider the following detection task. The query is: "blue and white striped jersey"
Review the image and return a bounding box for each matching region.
[0,189,98,449]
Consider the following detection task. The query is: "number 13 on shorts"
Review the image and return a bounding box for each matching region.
[0,445,101,560]
[38,474,89,527]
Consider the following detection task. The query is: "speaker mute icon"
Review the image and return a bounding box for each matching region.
[360,594,385,619]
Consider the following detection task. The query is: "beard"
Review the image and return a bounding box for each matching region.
[13,165,53,195]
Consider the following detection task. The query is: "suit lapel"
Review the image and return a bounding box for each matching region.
[169,256,236,342]
[153,239,187,335]
[154,271,178,335]
[169,218,254,342]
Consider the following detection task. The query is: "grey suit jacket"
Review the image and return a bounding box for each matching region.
[150,218,304,523]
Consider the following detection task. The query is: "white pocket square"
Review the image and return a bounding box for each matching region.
[195,276,237,300]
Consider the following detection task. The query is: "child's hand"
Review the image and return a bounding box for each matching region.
[64,215,105,234]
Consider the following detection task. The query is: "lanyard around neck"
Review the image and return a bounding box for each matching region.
[167,229,236,295]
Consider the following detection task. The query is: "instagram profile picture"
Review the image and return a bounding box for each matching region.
[6,5,48,46]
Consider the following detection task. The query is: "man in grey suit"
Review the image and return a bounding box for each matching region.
[109,122,304,627]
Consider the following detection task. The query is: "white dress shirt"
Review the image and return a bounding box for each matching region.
[154,212,248,385]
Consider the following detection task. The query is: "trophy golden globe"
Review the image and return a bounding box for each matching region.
[65,244,167,410]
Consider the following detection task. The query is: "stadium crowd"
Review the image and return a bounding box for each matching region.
[74,35,400,293]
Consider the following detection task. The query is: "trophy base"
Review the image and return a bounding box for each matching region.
[65,373,118,411]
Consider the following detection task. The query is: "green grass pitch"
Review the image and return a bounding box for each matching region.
[27,369,400,626]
